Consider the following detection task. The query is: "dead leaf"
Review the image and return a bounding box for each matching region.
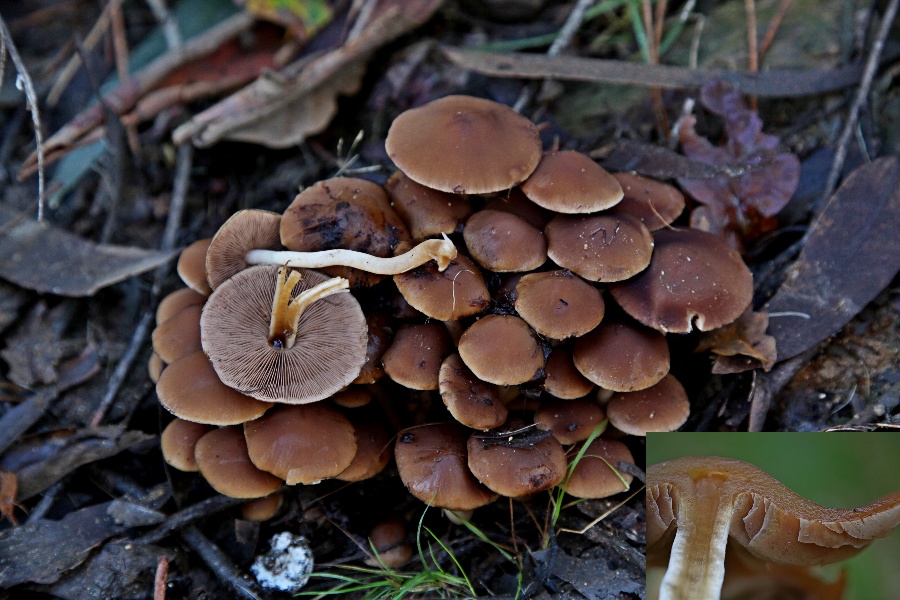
[0,204,177,296]
[764,156,900,361]
[47,541,173,600]
[0,471,22,526]
[695,308,777,374]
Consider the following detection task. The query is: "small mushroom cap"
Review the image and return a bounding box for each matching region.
[353,313,393,385]
[565,438,634,499]
[156,287,206,325]
[332,386,373,408]
[241,493,284,522]
[382,323,453,390]
[572,318,669,392]
[206,209,282,290]
[243,404,357,485]
[542,347,595,399]
[463,209,547,272]
[393,252,490,321]
[386,95,543,194]
[439,354,507,431]
[606,374,689,435]
[336,419,393,482]
[514,270,605,340]
[609,172,685,231]
[534,398,606,445]
[483,188,553,229]
[194,426,283,498]
[160,418,214,472]
[545,213,654,282]
[385,171,473,238]
[520,150,623,213]
[156,351,273,425]
[610,228,753,333]
[177,239,213,295]
[148,352,165,384]
[364,516,413,568]
[466,426,567,497]
[152,304,203,364]
[201,266,367,403]
[395,423,498,510]
[458,315,545,385]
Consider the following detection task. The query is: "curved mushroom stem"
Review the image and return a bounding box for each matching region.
[245,235,458,274]
[269,268,349,350]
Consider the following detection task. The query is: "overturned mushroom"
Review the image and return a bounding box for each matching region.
[648,456,900,600]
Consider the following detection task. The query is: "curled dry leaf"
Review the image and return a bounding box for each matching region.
[677,80,800,250]
[695,308,777,374]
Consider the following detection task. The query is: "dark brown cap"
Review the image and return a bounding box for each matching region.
[520,150,623,213]
[565,438,634,499]
[160,418,214,472]
[335,419,393,482]
[352,313,393,385]
[543,346,595,399]
[572,318,669,392]
[152,304,203,364]
[438,353,507,431]
[483,188,552,229]
[545,213,653,282]
[514,270,604,340]
[467,425,566,497]
[606,374,690,435]
[609,172,685,231]
[156,350,273,425]
[385,95,543,194]
[201,266,367,403]
[177,239,213,295]
[534,398,606,445]
[458,315,545,385]
[332,386,373,408]
[207,209,282,290]
[382,323,453,390]
[194,426,283,498]
[393,252,490,321]
[609,229,753,333]
[395,423,498,510]
[385,171,473,238]
[463,209,547,272]
[243,404,357,485]
[156,287,206,325]
[364,516,413,568]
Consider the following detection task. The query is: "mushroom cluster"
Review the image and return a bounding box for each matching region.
[151,94,756,514]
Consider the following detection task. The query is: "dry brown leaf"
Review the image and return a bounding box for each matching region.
[696,308,777,374]
[0,472,22,526]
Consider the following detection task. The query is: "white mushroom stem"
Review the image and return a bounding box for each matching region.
[245,235,458,274]
[269,268,349,350]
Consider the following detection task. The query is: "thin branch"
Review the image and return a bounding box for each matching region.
[90,311,154,426]
[758,0,793,61]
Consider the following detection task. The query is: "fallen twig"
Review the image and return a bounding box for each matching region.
[180,526,265,600]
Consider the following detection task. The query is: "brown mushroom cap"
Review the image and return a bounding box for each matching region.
[463,209,547,273]
[565,438,634,499]
[393,252,490,321]
[466,426,567,497]
[395,423,498,510]
[543,347,595,399]
[385,171,473,238]
[609,228,753,333]
[534,398,606,445]
[353,313,393,385]
[382,323,453,391]
[483,188,553,229]
[514,270,604,340]
[243,404,357,485]
[156,351,273,425]
[160,419,214,472]
[364,516,413,568]
[572,318,669,392]
[609,172,685,231]
[152,304,203,364]
[335,419,393,482]
[156,287,206,325]
[177,239,213,295]
[241,493,284,522]
[458,315,545,385]
[545,213,654,282]
[520,150,623,213]
[148,352,165,384]
[606,374,690,435]
[194,426,283,498]
[332,386,373,408]
[206,209,283,290]
[201,266,367,403]
[438,354,507,431]
[386,95,543,195]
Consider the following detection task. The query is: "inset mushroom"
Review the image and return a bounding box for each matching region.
[438,354,507,431]
[520,150,623,213]
[385,171,472,238]
[463,209,546,272]
[458,315,545,386]
[467,424,567,497]
[606,374,689,436]
[382,323,453,391]
[572,318,669,392]
[545,213,653,282]
[206,209,282,290]
[514,270,604,340]
[609,172,685,231]
[194,426,283,498]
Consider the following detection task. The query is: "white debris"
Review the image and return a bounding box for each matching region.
[250,532,314,592]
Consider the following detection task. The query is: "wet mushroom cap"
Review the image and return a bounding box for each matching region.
[177,238,213,295]
[243,404,357,485]
[610,228,753,333]
[201,266,367,403]
[520,150,623,213]
[483,188,553,229]
[463,209,547,273]
[573,318,669,392]
[194,426,283,498]
[609,172,685,231]
[385,171,472,238]
[514,270,605,340]
[458,315,545,385]
[156,350,273,425]
[439,353,507,431]
[542,347,595,399]
[606,374,690,436]
[395,423,498,510]
[565,438,634,499]
[336,419,393,482]
[152,304,203,364]
[156,287,206,325]
[382,323,453,391]
[466,426,567,497]
[393,252,490,321]
[386,95,543,195]
[534,398,606,445]
[160,419,214,472]
[545,213,654,282]
[206,209,282,290]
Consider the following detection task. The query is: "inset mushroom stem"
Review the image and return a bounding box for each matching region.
[245,235,458,274]
[269,268,349,350]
